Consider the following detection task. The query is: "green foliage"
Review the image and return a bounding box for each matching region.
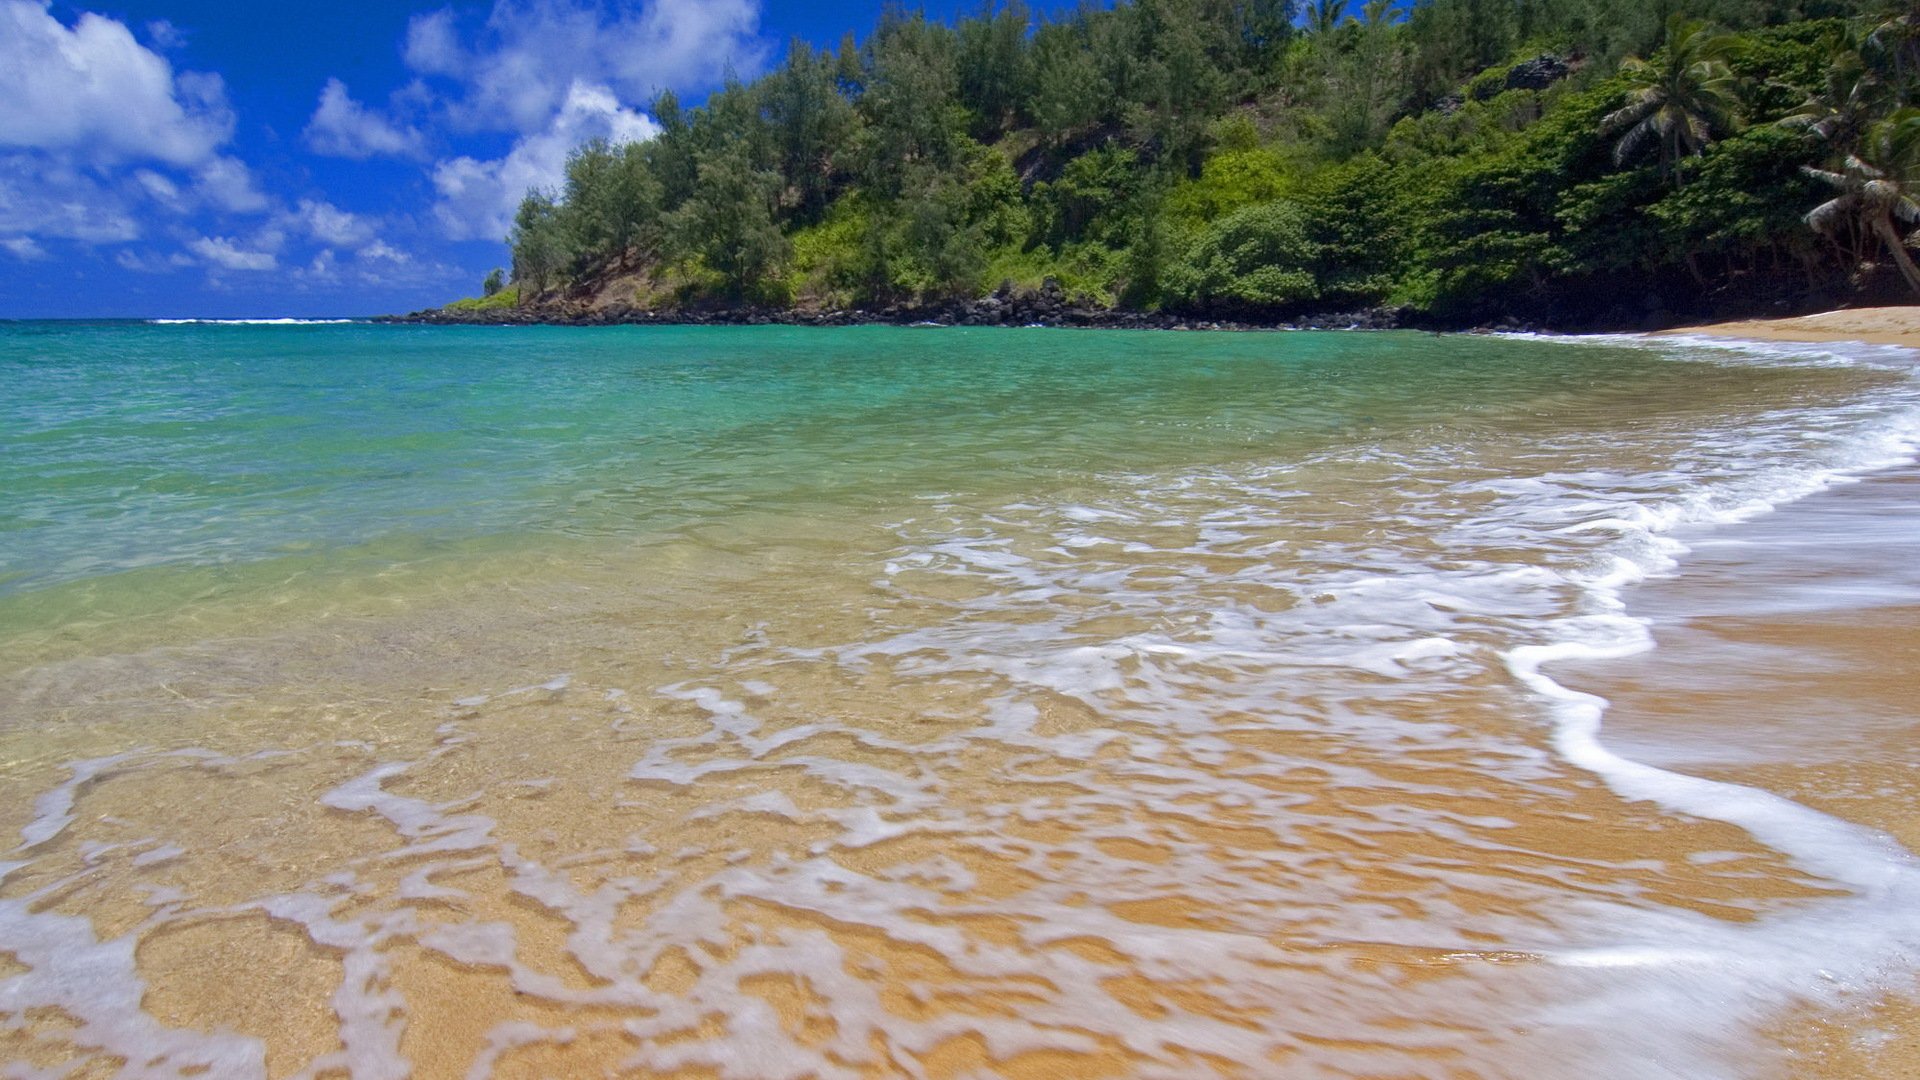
[481,268,505,297]
[672,140,790,300]
[1163,146,1292,229]
[1601,16,1747,179]
[486,0,1899,322]
[447,285,520,311]
[1164,200,1321,311]
[508,192,566,298]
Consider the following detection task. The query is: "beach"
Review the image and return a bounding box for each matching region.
[0,320,1916,1078]
[1668,306,1920,349]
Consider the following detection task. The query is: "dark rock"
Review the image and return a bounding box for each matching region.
[1504,55,1570,93]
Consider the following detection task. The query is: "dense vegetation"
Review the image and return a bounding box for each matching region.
[487,0,1920,326]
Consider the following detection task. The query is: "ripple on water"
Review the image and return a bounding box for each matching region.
[0,330,1917,1078]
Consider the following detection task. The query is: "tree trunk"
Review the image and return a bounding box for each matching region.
[1872,213,1920,296]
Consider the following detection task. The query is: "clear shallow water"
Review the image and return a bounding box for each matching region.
[1,323,1918,1078]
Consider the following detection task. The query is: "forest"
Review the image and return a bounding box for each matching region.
[454,0,1920,327]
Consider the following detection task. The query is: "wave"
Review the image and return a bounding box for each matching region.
[2,331,1916,1078]
[146,317,362,325]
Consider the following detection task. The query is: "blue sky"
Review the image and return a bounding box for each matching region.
[0,0,1035,318]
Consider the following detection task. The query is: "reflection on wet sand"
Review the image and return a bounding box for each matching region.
[2,327,1918,1078]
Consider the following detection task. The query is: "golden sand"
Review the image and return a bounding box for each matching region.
[2,329,1917,1077]
[1669,305,1920,349]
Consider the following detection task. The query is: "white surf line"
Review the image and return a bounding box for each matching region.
[1510,331,1920,972]
[151,317,363,324]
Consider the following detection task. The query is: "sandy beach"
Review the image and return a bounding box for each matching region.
[4,322,1918,1078]
[1560,307,1920,1077]
[1668,306,1920,349]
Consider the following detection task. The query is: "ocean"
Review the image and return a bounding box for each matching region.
[0,321,1916,1078]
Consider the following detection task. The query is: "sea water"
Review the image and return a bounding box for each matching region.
[0,322,1916,1078]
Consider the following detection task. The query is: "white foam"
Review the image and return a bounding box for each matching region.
[146,317,360,325]
[5,332,1919,1079]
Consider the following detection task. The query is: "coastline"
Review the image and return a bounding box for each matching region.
[6,319,1919,1076]
[383,295,1920,341]
[1590,310,1920,1076]
[1664,306,1920,349]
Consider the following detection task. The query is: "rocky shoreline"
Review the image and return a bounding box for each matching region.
[379,280,1467,333]
[381,277,1855,336]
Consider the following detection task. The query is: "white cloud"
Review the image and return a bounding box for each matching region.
[307,249,340,280]
[194,156,268,213]
[286,199,378,248]
[0,1,233,166]
[115,248,195,273]
[431,81,657,240]
[0,3,275,252]
[188,235,276,271]
[0,157,140,243]
[297,243,459,291]
[304,79,427,160]
[358,240,410,264]
[144,18,185,50]
[2,237,47,260]
[404,9,465,77]
[405,0,767,134]
[133,169,184,208]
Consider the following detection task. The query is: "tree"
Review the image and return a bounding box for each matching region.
[763,41,859,218]
[1028,22,1106,142]
[559,139,662,273]
[1781,35,1889,155]
[1603,16,1747,180]
[1306,0,1345,35]
[508,192,566,299]
[860,11,963,189]
[1804,108,1920,294]
[674,141,790,299]
[957,0,1032,136]
[1164,199,1322,312]
[646,91,699,212]
[482,268,505,297]
[1865,0,1920,99]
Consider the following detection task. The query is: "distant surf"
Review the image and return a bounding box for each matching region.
[146,317,361,325]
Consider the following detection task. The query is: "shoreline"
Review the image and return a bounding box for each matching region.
[380,299,1920,342]
[5,321,1918,1076]
[1664,306,1920,349]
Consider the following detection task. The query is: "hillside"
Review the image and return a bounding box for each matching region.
[409,0,1920,330]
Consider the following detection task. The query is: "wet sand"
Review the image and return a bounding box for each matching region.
[1571,313,1920,1076]
[1669,306,1920,349]
[2,326,1916,1078]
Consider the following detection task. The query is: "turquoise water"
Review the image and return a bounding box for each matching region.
[5,321,1920,1078]
[1,322,1892,613]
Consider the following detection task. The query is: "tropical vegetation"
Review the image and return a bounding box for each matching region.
[467,0,1920,326]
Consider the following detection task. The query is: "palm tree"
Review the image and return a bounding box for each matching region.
[1805,109,1920,296]
[1780,38,1887,156]
[1865,0,1920,99]
[1308,0,1345,35]
[1602,15,1745,181]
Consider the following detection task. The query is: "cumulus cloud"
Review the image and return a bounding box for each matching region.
[0,1,275,257]
[304,79,427,160]
[431,81,658,240]
[0,1,233,165]
[188,235,277,272]
[404,0,767,134]
[300,243,461,291]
